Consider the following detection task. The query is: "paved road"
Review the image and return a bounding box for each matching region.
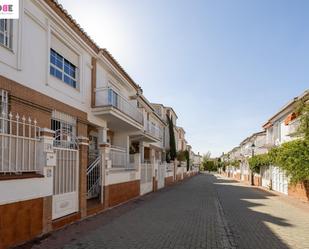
[20,174,309,249]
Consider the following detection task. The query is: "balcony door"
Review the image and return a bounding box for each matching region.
[108,89,118,107]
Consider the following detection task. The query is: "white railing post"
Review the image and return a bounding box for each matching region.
[134,153,141,180]
[98,143,111,207]
[39,128,56,176]
[39,128,56,233]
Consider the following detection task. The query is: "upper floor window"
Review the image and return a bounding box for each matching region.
[0,19,12,49]
[50,49,78,89]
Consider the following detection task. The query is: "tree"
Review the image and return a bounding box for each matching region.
[176,150,186,162]
[184,150,190,171]
[167,114,177,161]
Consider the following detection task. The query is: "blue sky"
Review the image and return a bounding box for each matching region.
[59,0,308,157]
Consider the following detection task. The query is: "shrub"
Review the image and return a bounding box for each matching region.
[248,153,271,173]
[269,139,309,183]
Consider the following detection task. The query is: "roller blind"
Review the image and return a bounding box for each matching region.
[51,34,79,66]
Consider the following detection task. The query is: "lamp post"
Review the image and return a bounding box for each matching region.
[250,142,255,185]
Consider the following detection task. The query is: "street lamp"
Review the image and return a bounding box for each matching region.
[250,142,255,185]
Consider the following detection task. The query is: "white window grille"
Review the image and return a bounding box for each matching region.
[0,19,12,49]
[51,110,77,148]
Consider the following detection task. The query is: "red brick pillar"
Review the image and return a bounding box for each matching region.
[78,137,89,218]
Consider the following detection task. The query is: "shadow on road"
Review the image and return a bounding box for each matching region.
[210,174,292,249]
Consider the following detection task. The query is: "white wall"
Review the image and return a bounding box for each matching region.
[0,166,53,205]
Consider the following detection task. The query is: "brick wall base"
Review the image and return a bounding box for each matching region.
[165,176,174,187]
[52,212,81,231]
[0,198,43,249]
[253,175,261,186]
[241,174,250,185]
[288,181,309,202]
[233,173,241,181]
[153,177,158,192]
[176,173,182,182]
[104,180,140,208]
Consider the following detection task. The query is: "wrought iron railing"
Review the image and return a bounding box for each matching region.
[0,112,41,173]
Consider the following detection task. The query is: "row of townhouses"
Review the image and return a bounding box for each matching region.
[0,1,201,248]
[221,89,308,200]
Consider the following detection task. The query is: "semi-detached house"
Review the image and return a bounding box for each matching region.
[0,1,199,248]
[222,90,309,201]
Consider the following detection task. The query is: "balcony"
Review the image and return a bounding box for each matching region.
[287,119,300,137]
[145,120,162,141]
[130,120,162,143]
[92,88,143,131]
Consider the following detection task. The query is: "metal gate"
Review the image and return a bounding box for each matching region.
[52,131,79,220]
[140,163,153,195]
[157,162,165,189]
[271,166,288,194]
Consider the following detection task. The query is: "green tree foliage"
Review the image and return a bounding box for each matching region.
[176,150,186,162]
[230,159,240,168]
[248,154,271,173]
[166,115,176,161]
[202,160,218,172]
[269,139,309,183]
[184,150,190,171]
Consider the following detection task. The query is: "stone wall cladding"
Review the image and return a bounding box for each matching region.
[0,198,43,249]
[164,176,174,187]
[288,181,309,202]
[52,213,81,231]
[106,180,140,207]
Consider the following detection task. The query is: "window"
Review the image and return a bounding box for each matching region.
[0,19,12,49]
[50,49,78,88]
[51,110,77,148]
[108,89,119,107]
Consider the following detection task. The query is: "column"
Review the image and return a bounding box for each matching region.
[39,128,56,234]
[98,143,111,208]
[78,136,89,218]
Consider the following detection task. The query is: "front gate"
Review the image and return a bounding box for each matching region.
[52,131,79,220]
[271,166,288,195]
[140,163,153,195]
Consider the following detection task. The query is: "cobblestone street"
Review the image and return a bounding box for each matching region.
[19,174,309,249]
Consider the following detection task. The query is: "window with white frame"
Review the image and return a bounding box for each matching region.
[50,49,78,88]
[0,19,12,49]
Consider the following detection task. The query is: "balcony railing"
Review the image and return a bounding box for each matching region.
[145,120,162,140]
[95,88,143,125]
[110,145,135,170]
[287,119,300,136]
